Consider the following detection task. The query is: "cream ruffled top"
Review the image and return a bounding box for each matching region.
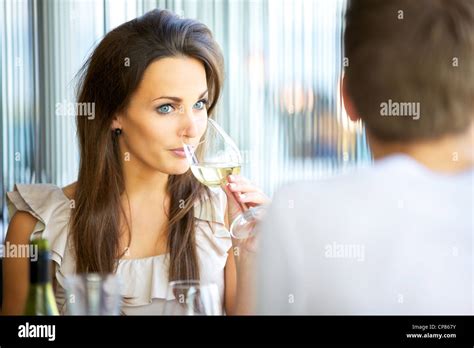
[6,184,232,315]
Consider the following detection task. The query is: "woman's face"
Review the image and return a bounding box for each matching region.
[113,56,209,175]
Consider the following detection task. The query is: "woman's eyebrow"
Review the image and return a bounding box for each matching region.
[153,90,208,102]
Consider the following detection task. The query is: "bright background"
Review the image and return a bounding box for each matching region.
[0,0,372,241]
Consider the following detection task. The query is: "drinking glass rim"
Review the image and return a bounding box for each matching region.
[63,273,122,287]
[183,118,240,147]
[167,280,217,289]
[181,118,225,147]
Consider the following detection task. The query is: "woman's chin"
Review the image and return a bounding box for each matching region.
[166,163,190,175]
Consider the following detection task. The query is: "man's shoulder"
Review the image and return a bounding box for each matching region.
[273,166,375,203]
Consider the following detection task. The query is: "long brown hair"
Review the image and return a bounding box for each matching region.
[71,9,224,283]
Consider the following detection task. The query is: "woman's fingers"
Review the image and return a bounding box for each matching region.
[236,191,270,206]
[227,174,250,185]
[226,175,270,206]
[222,182,248,215]
[227,182,256,194]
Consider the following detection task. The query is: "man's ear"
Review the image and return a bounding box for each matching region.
[342,75,360,122]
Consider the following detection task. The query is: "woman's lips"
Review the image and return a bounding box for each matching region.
[169,148,186,158]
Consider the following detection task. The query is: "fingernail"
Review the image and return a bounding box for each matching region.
[228,175,235,182]
[229,183,236,190]
[239,193,246,200]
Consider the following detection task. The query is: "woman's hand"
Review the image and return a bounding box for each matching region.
[223,174,270,225]
[222,174,270,256]
[222,174,269,315]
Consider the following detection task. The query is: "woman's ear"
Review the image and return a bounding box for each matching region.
[110,114,123,131]
[342,75,360,123]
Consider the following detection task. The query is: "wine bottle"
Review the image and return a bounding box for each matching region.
[23,238,59,315]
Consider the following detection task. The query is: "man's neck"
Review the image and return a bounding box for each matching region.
[368,125,474,174]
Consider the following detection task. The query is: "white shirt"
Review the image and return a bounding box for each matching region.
[257,154,474,314]
[7,184,232,315]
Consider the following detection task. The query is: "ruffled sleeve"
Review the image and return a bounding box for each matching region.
[6,183,74,313]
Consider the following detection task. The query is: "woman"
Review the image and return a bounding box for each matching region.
[2,9,268,315]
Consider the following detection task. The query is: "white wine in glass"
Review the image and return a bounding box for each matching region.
[190,162,241,187]
[183,118,265,239]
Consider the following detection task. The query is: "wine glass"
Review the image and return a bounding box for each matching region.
[162,280,222,315]
[183,118,265,239]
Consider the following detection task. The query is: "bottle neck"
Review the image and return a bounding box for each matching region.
[29,251,51,285]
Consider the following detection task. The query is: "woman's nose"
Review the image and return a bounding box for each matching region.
[180,108,199,139]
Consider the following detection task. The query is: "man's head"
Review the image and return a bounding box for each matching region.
[343,0,474,143]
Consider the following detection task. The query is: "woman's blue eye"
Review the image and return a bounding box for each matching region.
[193,99,208,110]
[157,104,174,114]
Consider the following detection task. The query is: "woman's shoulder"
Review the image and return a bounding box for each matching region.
[6,183,77,280]
[6,182,75,240]
[62,182,77,200]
